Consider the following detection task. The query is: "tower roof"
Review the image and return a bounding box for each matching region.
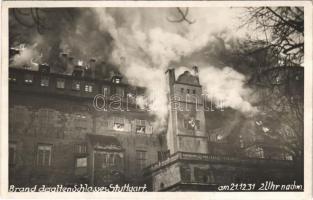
[176,70,200,86]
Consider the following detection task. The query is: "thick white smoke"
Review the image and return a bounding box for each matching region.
[199,67,257,114]
[10,7,255,130]
[94,8,252,128]
[10,44,41,70]
[93,8,253,129]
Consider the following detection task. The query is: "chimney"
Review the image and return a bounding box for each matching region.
[89,58,96,79]
[95,61,106,79]
[66,56,74,75]
[192,66,199,77]
[165,68,175,86]
[60,52,68,71]
[165,68,175,94]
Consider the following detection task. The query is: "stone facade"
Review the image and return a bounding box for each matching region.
[8,66,301,191]
[9,67,167,188]
[144,67,300,191]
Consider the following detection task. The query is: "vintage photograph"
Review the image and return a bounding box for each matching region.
[6,5,305,192]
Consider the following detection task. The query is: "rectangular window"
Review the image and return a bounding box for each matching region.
[9,143,17,166]
[40,76,49,87]
[183,119,188,129]
[135,119,146,126]
[24,74,34,84]
[181,88,184,93]
[135,119,146,134]
[136,150,146,170]
[255,147,264,158]
[208,134,215,142]
[108,154,115,166]
[136,126,146,134]
[113,77,121,84]
[285,155,293,161]
[72,81,80,91]
[195,120,200,130]
[157,150,170,162]
[84,84,93,92]
[56,78,65,89]
[113,117,125,131]
[183,119,200,130]
[75,144,87,154]
[113,123,124,131]
[37,144,52,167]
[103,87,109,97]
[116,87,124,97]
[193,89,196,94]
[110,86,116,95]
[76,157,87,168]
[187,89,190,94]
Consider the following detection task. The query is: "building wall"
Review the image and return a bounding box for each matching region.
[150,158,296,191]
[166,69,208,154]
[152,162,181,191]
[9,69,167,187]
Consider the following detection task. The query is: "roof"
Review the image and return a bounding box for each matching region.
[176,70,200,86]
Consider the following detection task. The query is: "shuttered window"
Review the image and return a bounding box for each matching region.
[37,144,52,167]
[136,150,146,170]
[56,78,65,89]
[40,76,49,87]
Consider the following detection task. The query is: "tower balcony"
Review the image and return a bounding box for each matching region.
[143,152,295,191]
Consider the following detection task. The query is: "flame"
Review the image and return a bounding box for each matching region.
[78,60,83,66]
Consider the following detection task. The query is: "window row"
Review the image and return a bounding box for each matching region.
[9,143,88,167]
[111,117,153,134]
[10,143,54,167]
[180,88,196,94]
[10,74,95,93]
[9,143,151,170]
[10,74,133,96]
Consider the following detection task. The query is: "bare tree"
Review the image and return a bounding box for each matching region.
[242,7,304,65]
[167,8,195,25]
[241,7,304,183]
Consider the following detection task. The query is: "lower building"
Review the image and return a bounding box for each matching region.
[8,66,302,191]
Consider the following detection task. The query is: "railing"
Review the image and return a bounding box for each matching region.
[145,151,294,172]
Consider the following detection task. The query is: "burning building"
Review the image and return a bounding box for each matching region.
[8,58,300,191]
[9,60,167,188]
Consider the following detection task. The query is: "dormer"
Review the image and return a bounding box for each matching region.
[112,74,123,84]
[72,65,84,78]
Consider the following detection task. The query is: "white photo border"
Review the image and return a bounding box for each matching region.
[1,1,312,200]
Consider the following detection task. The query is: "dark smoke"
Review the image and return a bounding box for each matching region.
[9,7,258,129]
[10,8,115,75]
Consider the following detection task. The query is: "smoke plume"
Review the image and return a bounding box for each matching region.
[10,7,256,129]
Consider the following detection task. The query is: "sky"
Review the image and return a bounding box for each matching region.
[9,7,259,129]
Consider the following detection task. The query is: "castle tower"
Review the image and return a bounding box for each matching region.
[165,67,208,154]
